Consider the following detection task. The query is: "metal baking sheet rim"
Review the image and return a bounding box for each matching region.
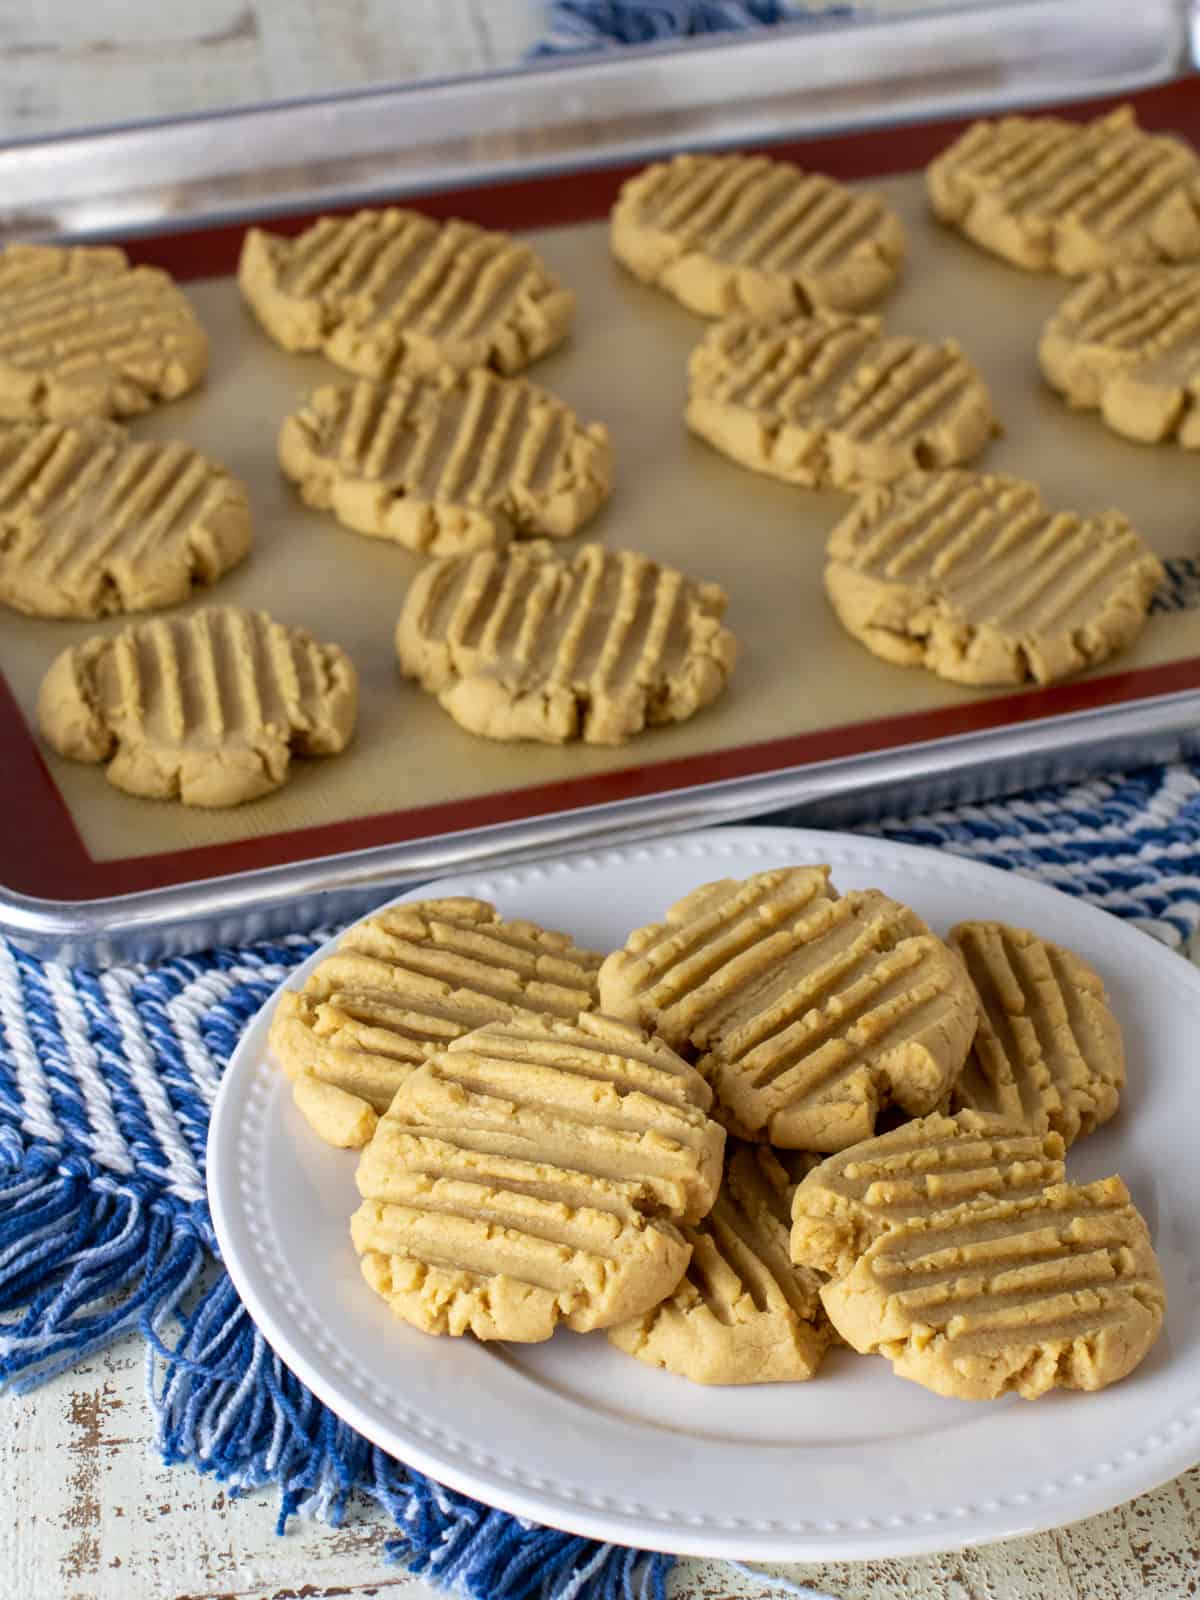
[9,690,1200,964]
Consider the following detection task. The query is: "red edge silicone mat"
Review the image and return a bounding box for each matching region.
[7,78,1200,903]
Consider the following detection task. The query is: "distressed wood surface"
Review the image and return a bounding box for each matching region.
[4,1330,1198,1598]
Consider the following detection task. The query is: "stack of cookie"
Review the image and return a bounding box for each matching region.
[272,868,1166,1403]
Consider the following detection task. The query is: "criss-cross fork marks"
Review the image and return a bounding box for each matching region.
[1054,266,1200,357]
[826,470,1165,685]
[351,1013,725,1342]
[613,154,904,313]
[789,1112,1068,1279]
[601,872,975,1150]
[608,1142,830,1383]
[821,1178,1167,1398]
[929,108,1199,267]
[949,921,1124,1145]
[0,244,207,417]
[241,209,574,378]
[687,314,992,484]
[272,898,602,1113]
[398,540,736,744]
[0,420,249,617]
[281,373,609,549]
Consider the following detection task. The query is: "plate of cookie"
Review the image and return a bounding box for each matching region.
[208,824,1200,1561]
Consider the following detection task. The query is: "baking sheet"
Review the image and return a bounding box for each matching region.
[2,169,1199,865]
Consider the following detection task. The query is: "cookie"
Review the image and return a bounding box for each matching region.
[351,1012,726,1341]
[1039,265,1200,446]
[611,154,905,318]
[598,868,978,1150]
[0,244,207,420]
[608,1141,831,1384]
[38,607,356,807]
[239,209,574,379]
[825,470,1165,686]
[927,105,1200,275]
[820,1175,1166,1399]
[396,541,738,745]
[947,921,1124,1146]
[0,419,251,619]
[686,313,996,487]
[789,1110,1067,1280]
[270,898,606,1148]
[278,372,611,555]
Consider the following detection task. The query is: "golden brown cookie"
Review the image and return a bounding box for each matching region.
[0,244,207,420]
[396,541,738,745]
[38,607,356,808]
[0,419,251,619]
[927,106,1200,275]
[789,1110,1067,1280]
[947,921,1124,1146]
[598,868,978,1150]
[611,153,905,317]
[278,372,611,554]
[825,470,1165,686]
[820,1176,1166,1399]
[270,897,606,1148]
[608,1141,831,1384]
[686,313,996,487]
[1039,265,1200,446]
[351,1012,726,1341]
[239,209,574,378]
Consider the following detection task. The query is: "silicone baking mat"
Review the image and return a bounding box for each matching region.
[5,81,1200,901]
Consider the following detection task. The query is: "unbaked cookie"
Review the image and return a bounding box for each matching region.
[270,897,606,1148]
[927,106,1200,275]
[948,921,1124,1146]
[609,1141,831,1384]
[820,1176,1165,1400]
[825,470,1164,686]
[396,541,738,745]
[0,244,207,420]
[351,1012,726,1342]
[279,372,611,554]
[789,1110,1067,1280]
[598,868,979,1150]
[39,607,356,807]
[0,419,251,619]
[1040,264,1200,446]
[611,153,905,317]
[686,313,996,487]
[239,209,574,378]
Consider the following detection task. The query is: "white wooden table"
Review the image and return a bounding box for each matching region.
[2,4,1197,1596]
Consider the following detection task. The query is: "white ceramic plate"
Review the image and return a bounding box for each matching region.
[207,826,1200,1562]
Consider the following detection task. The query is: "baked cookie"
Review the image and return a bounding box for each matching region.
[396,541,737,745]
[821,1176,1166,1399]
[790,1110,1067,1279]
[279,372,611,554]
[686,313,996,487]
[271,897,606,1148]
[947,921,1124,1146]
[239,209,574,379]
[38,607,356,807]
[0,419,251,619]
[351,1012,726,1341]
[611,153,905,317]
[0,244,207,420]
[598,868,978,1150]
[1040,265,1200,446]
[927,106,1200,275]
[825,470,1165,686]
[609,1141,831,1384]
